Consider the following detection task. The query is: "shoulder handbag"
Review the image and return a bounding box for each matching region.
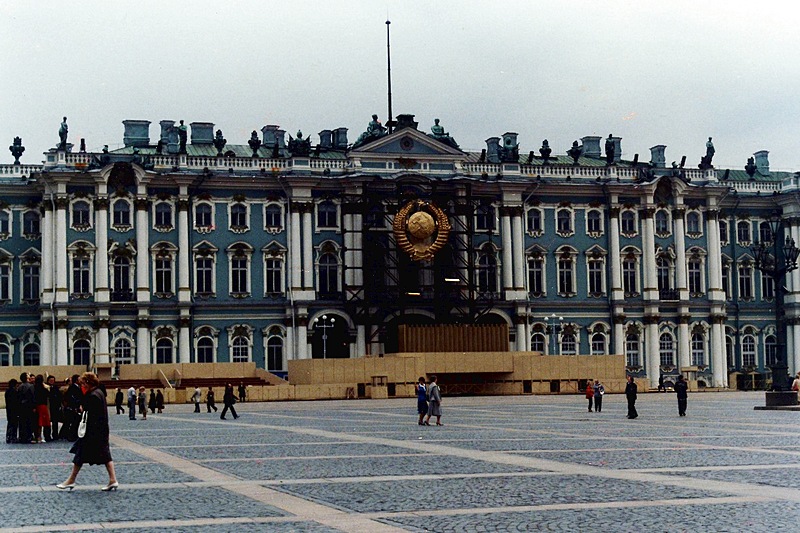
[77,411,88,438]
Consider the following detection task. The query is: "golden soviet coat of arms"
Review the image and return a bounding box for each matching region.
[393,199,451,261]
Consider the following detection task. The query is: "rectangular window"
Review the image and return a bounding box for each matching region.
[527,209,541,233]
[722,264,731,300]
[587,211,602,234]
[196,257,213,294]
[155,258,172,294]
[22,264,40,301]
[588,260,604,295]
[0,264,9,300]
[72,258,91,295]
[528,258,543,295]
[688,261,702,294]
[623,259,637,294]
[558,258,573,294]
[762,274,775,300]
[738,265,752,299]
[231,257,248,294]
[265,258,283,294]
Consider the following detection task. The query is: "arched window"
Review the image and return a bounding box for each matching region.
[587,210,602,235]
[526,208,542,233]
[742,334,756,366]
[0,211,9,234]
[267,336,284,372]
[0,342,10,366]
[591,333,606,355]
[625,333,640,367]
[719,220,728,243]
[691,333,705,366]
[156,338,173,364]
[477,252,498,293]
[264,204,283,229]
[686,212,701,234]
[556,209,572,234]
[759,221,773,243]
[317,201,337,228]
[155,202,172,228]
[765,335,777,366]
[112,256,132,299]
[230,203,248,229]
[23,211,40,237]
[530,333,545,353]
[737,221,751,244]
[195,203,213,228]
[561,333,577,355]
[659,333,675,367]
[196,337,214,363]
[73,339,91,366]
[23,343,39,366]
[231,336,250,363]
[621,210,636,235]
[113,338,133,375]
[112,200,130,227]
[655,210,670,235]
[72,200,91,228]
[318,252,339,295]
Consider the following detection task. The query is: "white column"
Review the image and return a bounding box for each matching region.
[515,321,525,351]
[793,323,800,376]
[500,211,513,291]
[678,319,690,369]
[135,198,150,302]
[179,324,190,363]
[343,212,354,287]
[290,209,302,289]
[56,323,68,366]
[285,324,295,363]
[97,323,109,359]
[711,320,726,387]
[302,209,313,289]
[136,324,149,364]
[177,198,190,303]
[641,208,657,301]
[511,210,525,290]
[614,320,624,356]
[297,322,308,359]
[41,205,53,304]
[369,324,380,356]
[40,328,52,366]
[356,325,366,358]
[353,214,363,287]
[646,321,660,388]
[673,207,688,300]
[55,198,68,304]
[609,206,623,300]
[706,209,724,301]
[94,199,109,302]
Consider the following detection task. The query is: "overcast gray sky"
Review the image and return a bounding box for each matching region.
[2,0,799,171]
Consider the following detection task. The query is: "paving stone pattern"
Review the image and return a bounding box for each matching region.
[1,391,799,532]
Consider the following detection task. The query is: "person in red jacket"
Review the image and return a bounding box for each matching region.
[585,381,594,412]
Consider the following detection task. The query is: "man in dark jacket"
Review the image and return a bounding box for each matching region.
[47,375,62,441]
[62,375,82,441]
[5,379,19,443]
[675,375,689,416]
[625,375,638,419]
[17,373,35,444]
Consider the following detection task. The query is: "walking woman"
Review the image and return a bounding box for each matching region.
[57,372,118,491]
[423,375,443,426]
[585,380,594,412]
[148,389,157,414]
[416,377,428,425]
[206,386,217,413]
[33,375,52,443]
[220,383,239,420]
[138,387,147,420]
[156,389,164,413]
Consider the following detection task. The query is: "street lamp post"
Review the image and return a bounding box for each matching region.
[313,315,335,359]
[750,211,800,406]
[544,313,563,355]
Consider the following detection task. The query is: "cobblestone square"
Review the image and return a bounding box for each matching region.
[2,391,800,531]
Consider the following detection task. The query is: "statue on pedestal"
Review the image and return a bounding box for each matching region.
[213,129,227,156]
[9,137,24,164]
[605,134,615,165]
[699,137,715,169]
[288,130,311,157]
[248,131,261,157]
[539,139,552,165]
[567,140,582,165]
[353,114,388,148]
[176,120,188,153]
[58,117,68,149]
[427,118,459,149]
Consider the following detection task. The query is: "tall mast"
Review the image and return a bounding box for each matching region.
[386,19,393,134]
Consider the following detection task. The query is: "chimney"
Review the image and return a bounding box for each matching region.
[318,130,332,149]
[159,120,174,143]
[395,114,418,130]
[334,127,348,149]
[261,125,279,148]
[190,122,214,144]
[275,129,286,150]
[650,145,666,168]
[485,137,501,164]
[611,136,622,163]
[580,136,602,158]
[122,120,151,148]
[754,150,770,175]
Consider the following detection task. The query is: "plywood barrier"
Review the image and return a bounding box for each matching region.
[398,324,509,352]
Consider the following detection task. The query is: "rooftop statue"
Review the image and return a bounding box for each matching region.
[176,120,188,153]
[605,134,615,166]
[427,118,460,149]
[499,134,519,163]
[58,117,68,149]
[567,140,582,165]
[288,130,311,157]
[539,139,552,165]
[699,136,715,170]
[353,114,388,148]
[745,156,757,178]
[248,130,262,157]
[213,129,227,156]
[9,136,25,164]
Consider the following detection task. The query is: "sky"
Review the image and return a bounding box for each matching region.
[1,0,799,171]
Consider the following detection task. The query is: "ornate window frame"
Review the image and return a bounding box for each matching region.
[0,207,11,240]
[736,219,752,247]
[620,209,638,238]
[150,241,177,298]
[315,240,342,295]
[193,240,218,298]
[0,249,12,303]
[19,248,41,304]
[263,325,286,372]
[654,208,671,238]
[686,246,707,297]
[555,207,574,237]
[555,245,577,297]
[194,325,219,363]
[262,241,286,297]
[111,197,133,233]
[719,219,729,245]
[70,197,93,232]
[228,200,250,234]
[586,208,604,238]
[624,323,643,369]
[21,209,41,240]
[315,199,340,232]
[526,244,547,298]
[152,199,175,233]
[0,332,13,366]
[475,203,497,233]
[737,256,755,301]
[228,324,253,363]
[585,245,607,298]
[70,327,95,367]
[263,202,284,234]
[194,200,215,234]
[68,240,95,299]
[685,210,703,238]
[226,242,253,298]
[621,246,641,297]
[525,206,544,237]
[152,325,177,364]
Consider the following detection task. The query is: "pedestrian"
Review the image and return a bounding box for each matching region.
[206,386,217,413]
[416,377,428,425]
[423,375,443,426]
[33,375,52,442]
[5,379,19,443]
[114,388,124,415]
[127,385,137,420]
[675,375,689,416]
[593,380,605,413]
[658,374,665,392]
[156,389,164,413]
[62,375,83,441]
[791,373,800,403]
[220,383,239,420]
[148,389,157,414]
[585,380,594,412]
[17,372,35,444]
[625,376,638,419]
[47,376,62,440]
[56,372,119,492]
[238,382,247,403]
[138,387,147,420]
[192,386,202,413]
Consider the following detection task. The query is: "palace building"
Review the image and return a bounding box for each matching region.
[1,114,798,389]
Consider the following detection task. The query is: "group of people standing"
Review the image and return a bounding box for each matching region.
[114,387,164,420]
[191,383,239,419]
[416,375,442,426]
[5,372,84,444]
[585,376,689,419]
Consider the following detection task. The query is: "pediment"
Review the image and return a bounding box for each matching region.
[350,128,464,157]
